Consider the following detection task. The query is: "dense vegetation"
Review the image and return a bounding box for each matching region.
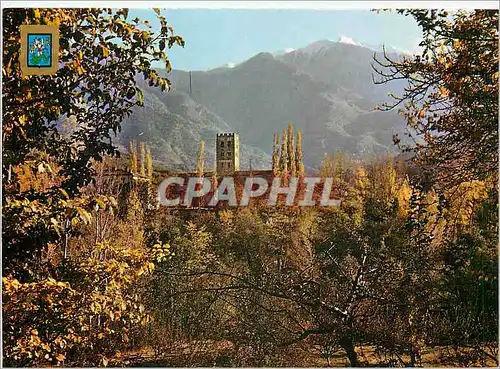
[2,8,498,367]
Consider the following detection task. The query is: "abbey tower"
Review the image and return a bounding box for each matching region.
[216,133,240,173]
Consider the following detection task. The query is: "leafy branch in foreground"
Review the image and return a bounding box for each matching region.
[373,9,498,186]
[2,8,183,274]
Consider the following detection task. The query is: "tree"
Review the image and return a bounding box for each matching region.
[139,141,146,177]
[279,129,288,179]
[272,132,281,176]
[373,13,499,361]
[287,123,296,176]
[2,8,184,273]
[373,9,498,187]
[3,242,172,367]
[211,149,218,191]
[296,129,305,177]
[196,140,205,177]
[129,140,138,173]
[3,8,183,195]
[2,7,183,366]
[320,153,333,177]
[146,145,153,178]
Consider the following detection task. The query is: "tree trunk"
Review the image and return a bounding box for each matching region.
[409,344,416,367]
[340,335,358,367]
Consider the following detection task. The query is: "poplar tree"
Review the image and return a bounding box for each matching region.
[272,132,281,176]
[280,129,288,176]
[287,123,296,176]
[129,140,138,174]
[139,142,146,177]
[197,140,205,177]
[296,129,305,177]
[146,145,153,178]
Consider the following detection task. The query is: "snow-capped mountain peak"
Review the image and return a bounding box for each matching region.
[338,35,363,47]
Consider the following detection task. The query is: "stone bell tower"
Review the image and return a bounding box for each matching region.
[216,133,240,173]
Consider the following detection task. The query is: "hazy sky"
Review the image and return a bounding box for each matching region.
[130,9,423,71]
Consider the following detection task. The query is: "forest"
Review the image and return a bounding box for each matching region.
[2,8,498,367]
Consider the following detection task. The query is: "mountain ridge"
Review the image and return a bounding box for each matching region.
[120,39,409,171]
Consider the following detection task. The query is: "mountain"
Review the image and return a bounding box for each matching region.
[120,39,409,171]
[119,87,272,171]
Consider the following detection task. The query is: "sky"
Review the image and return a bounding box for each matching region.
[130,9,423,71]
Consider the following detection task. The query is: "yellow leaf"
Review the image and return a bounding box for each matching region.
[439,86,449,97]
[101,45,109,57]
[76,207,92,224]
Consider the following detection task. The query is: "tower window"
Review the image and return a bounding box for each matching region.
[220,141,224,148]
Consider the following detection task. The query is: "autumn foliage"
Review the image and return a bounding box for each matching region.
[2,7,498,368]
